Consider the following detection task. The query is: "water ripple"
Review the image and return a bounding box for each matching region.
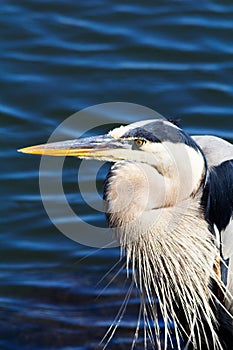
[1,0,233,349]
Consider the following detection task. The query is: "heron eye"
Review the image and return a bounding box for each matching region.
[134,139,145,147]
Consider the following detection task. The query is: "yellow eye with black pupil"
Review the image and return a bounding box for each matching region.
[135,139,144,147]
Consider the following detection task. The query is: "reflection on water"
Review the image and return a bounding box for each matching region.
[1,0,233,349]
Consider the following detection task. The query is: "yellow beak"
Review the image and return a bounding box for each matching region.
[18,135,131,161]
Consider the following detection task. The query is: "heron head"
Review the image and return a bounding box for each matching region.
[19,119,206,196]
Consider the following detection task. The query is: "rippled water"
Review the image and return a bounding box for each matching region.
[1,0,233,349]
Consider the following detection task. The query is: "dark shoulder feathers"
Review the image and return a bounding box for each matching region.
[202,160,233,232]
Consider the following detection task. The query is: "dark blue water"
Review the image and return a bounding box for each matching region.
[1,0,233,349]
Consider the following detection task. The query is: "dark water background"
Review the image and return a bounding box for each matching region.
[1,0,233,349]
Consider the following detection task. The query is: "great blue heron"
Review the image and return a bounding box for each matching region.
[19,119,233,350]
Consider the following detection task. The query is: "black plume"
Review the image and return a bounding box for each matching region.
[167,118,181,127]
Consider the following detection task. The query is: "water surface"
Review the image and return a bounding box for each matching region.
[1,0,233,349]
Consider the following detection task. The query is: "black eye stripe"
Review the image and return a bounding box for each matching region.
[121,122,201,152]
[122,127,160,143]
